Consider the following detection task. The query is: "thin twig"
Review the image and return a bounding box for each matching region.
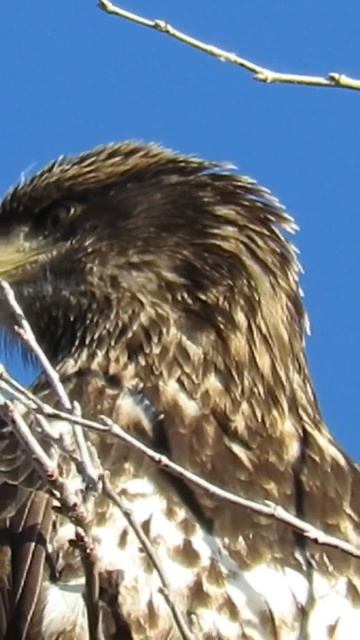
[89,416,360,560]
[1,373,360,560]
[72,401,99,491]
[98,0,360,92]
[0,372,89,472]
[2,400,57,482]
[0,281,71,409]
[3,401,89,530]
[2,385,102,639]
[0,367,193,639]
[0,279,98,490]
[0,364,43,409]
[103,473,194,640]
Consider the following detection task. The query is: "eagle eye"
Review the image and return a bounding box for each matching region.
[35,202,75,235]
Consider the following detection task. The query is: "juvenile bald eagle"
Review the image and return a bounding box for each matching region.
[0,142,359,639]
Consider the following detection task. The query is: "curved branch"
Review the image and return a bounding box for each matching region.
[1,368,360,561]
[0,280,98,491]
[98,0,360,92]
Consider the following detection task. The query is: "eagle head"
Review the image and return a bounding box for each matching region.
[0,142,303,370]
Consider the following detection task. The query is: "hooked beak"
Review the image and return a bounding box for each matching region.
[0,236,46,282]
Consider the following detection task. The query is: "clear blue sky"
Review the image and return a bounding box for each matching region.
[1,2,359,458]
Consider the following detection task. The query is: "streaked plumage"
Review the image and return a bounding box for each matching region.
[0,142,359,639]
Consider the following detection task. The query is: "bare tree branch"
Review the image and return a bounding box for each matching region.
[2,394,193,640]
[98,0,360,92]
[70,530,102,640]
[1,404,92,540]
[4,404,103,640]
[0,279,98,490]
[1,365,360,561]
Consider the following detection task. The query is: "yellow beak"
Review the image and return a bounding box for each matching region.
[0,241,44,281]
